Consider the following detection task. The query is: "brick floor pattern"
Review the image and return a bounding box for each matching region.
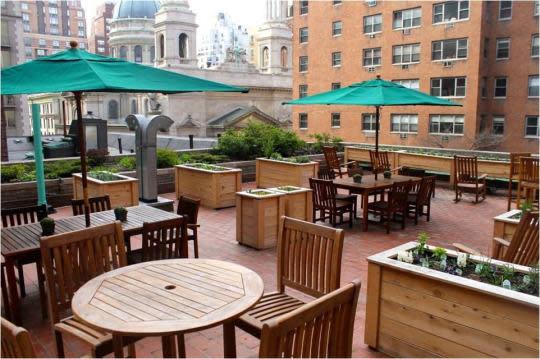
[5,184,506,358]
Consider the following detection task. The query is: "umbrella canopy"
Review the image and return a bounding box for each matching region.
[1,42,248,226]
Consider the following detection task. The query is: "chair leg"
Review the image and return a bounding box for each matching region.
[17,262,25,298]
[36,260,47,320]
[127,343,136,358]
[55,330,65,358]
[386,211,391,234]
[349,208,353,228]
[1,264,12,321]
[414,207,418,225]
[193,236,199,259]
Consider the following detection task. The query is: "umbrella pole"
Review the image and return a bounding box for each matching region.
[30,104,48,208]
[374,105,380,180]
[74,92,90,227]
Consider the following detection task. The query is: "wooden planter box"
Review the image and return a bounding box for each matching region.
[365,242,539,358]
[493,209,521,240]
[255,158,319,189]
[72,172,139,208]
[236,189,285,249]
[268,186,313,222]
[175,164,242,209]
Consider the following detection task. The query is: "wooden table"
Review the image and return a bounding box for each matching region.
[1,205,181,324]
[72,259,264,358]
[333,174,421,231]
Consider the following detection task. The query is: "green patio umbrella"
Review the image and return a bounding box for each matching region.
[1,41,248,226]
[286,75,461,178]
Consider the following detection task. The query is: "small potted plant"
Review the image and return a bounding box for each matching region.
[114,206,128,222]
[383,170,392,179]
[353,173,363,183]
[40,217,55,236]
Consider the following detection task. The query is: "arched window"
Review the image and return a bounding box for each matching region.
[119,46,127,59]
[280,46,288,68]
[179,33,188,58]
[262,46,269,68]
[159,34,164,58]
[150,45,155,62]
[131,99,137,114]
[134,45,142,63]
[108,100,119,119]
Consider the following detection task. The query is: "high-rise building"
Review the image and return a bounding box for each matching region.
[20,0,88,60]
[291,0,539,152]
[88,1,114,56]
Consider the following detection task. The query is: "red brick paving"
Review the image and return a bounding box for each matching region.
[5,184,506,358]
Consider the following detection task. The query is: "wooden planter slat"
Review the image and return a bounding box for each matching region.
[175,165,242,209]
[72,173,138,208]
[235,190,285,249]
[365,242,539,358]
[268,187,313,222]
[493,210,521,240]
[255,158,319,189]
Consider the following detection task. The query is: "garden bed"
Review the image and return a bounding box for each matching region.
[72,171,139,208]
[175,163,242,209]
[493,209,521,244]
[268,186,313,222]
[365,241,539,358]
[255,157,319,189]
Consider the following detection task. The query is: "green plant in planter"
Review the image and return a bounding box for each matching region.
[383,170,392,179]
[415,232,430,256]
[520,201,533,212]
[431,247,447,261]
[40,217,55,236]
[353,174,363,183]
[114,207,128,222]
[293,155,310,163]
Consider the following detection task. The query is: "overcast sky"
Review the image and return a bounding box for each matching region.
[82,0,266,34]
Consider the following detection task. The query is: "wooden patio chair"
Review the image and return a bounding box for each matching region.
[369,150,395,174]
[1,260,12,322]
[453,211,539,266]
[367,180,412,233]
[70,195,111,216]
[128,217,188,264]
[233,216,344,347]
[1,317,36,358]
[507,152,531,210]
[309,178,354,228]
[258,280,361,358]
[317,167,336,180]
[40,222,137,358]
[322,146,355,178]
[407,176,436,225]
[516,157,539,209]
[453,155,487,204]
[177,195,201,258]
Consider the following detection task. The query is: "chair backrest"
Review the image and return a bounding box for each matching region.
[322,146,343,177]
[71,195,111,216]
[346,162,363,177]
[388,180,412,210]
[259,280,361,358]
[369,150,390,173]
[276,216,344,298]
[309,178,337,211]
[518,157,539,183]
[503,211,539,266]
[1,204,47,227]
[176,196,201,224]
[1,318,36,358]
[510,152,531,177]
[454,155,478,184]
[141,217,188,262]
[416,176,436,206]
[317,167,336,180]
[40,222,127,323]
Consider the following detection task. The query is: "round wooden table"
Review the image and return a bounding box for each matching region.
[71,259,264,358]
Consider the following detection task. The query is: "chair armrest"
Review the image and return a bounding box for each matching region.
[492,237,510,248]
[187,223,200,229]
[478,174,488,180]
[390,166,403,173]
[452,243,481,255]
[343,160,356,167]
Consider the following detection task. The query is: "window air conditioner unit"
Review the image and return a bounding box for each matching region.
[445,22,455,29]
[400,133,408,139]
[369,33,376,38]
[367,66,376,72]
[365,0,377,7]
[443,61,453,67]
[442,135,450,141]
[401,64,409,70]
[402,28,411,35]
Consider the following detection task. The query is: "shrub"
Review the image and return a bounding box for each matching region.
[118,156,137,171]
[188,152,229,164]
[156,148,179,168]
[309,133,344,153]
[1,164,27,183]
[44,160,81,179]
[86,149,109,167]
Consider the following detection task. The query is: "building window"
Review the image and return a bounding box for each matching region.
[332,52,341,67]
[22,13,29,21]
[331,113,340,127]
[97,39,105,46]
[393,7,421,30]
[78,30,85,37]
[332,82,341,90]
[300,0,308,15]
[499,0,512,20]
[391,114,418,133]
[159,34,164,58]
[23,23,30,32]
[429,115,464,134]
[363,47,381,67]
[494,77,507,98]
[38,38,46,47]
[432,38,468,60]
[299,84,308,98]
[179,33,188,58]
[77,10,83,17]
[481,76,487,98]
[333,0,342,5]
[525,116,539,137]
[433,1,469,24]
[49,6,58,15]
[108,100,119,119]
[492,116,505,135]
[119,46,127,60]
[52,40,59,48]
[332,21,342,36]
[392,79,420,90]
[363,14,382,34]
[299,27,308,43]
[150,46,155,62]
[98,47,105,53]
[392,43,420,64]
[299,113,308,129]
[24,37,31,46]
[21,2,28,10]
[262,47,269,68]
[529,75,539,97]
[496,38,510,59]
[535,1,540,16]
[134,45,142,63]
[362,113,376,131]
[299,55,308,72]
[50,16,58,25]
[532,35,539,58]
[483,38,489,58]
[430,77,466,97]
[280,47,288,67]
[50,26,59,34]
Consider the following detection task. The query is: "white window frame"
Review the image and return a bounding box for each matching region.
[392,43,420,65]
[21,2,28,10]
[299,0,309,15]
[49,6,57,15]
[392,79,420,90]
[429,114,465,135]
[432,1,470,24]
[496,38,510,60]
[332,21,342,36]
[77,10,83,18]
[432,38,468,61]
[393,7,422,30]
[391,114,418,133]
[535,1,540,16]
[299,56,308,72]
[299,113,308,130]
[499,1,512,20]
[332,52,342,67]
[532,35,539,58]
[492,116,505,136]
[299,84,308,98]
[528,75,539,98]
[525,115,539,137]
[362,113,377,132]
[299,27,308,43]
[494,77,507,99]
[363,14,382,34]
[363,47,381,67]
[430,77,466,98]
[331,113,341,128]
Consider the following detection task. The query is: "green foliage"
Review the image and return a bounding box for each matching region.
[179,152,230,164]
[156,148,180,168]
[520,201,533,212]
[431,247,447,261]
[40,217,55,225]
[184,163,230,171]
[118,156,136,171]
[114,206,127,213]
[1,164,28,182]
[86,149,109,167]
[44,160,81,179]
[88,171,121,182]
[309,133,344,152]
[500,264,515,282]
[415,232,430,255]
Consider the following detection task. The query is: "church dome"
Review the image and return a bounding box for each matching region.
[112,0,161,19]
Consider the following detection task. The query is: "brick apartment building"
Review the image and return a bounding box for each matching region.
[291,0,539,152]
[20,0,88,60]
[88,2,114,56]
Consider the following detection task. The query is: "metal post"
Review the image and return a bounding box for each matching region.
[189,134,194,149]
[374,105,380,180]
[74,92,91,227]
[31,104,47,206]
[118,137,123,154]
[62,100,67,137]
